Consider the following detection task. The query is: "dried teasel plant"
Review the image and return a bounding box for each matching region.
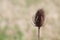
[34,9,45,40]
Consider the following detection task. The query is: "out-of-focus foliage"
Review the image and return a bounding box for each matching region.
[25,0,41,7]
[32,29,37,40]
[0,25,8,40]
[0,25,24,40]
[14,25,24,40]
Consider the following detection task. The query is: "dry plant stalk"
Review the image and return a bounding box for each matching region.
[34,9,45,40]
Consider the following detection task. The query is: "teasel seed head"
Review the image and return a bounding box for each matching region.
[34,9,45,28]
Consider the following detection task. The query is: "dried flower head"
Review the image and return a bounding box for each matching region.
[34,9,45,28]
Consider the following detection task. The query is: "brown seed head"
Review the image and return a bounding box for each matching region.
[34,9,45,27]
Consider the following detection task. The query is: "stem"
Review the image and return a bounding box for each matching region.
[38,27,40,40]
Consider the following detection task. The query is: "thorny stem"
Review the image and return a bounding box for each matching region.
[38,27,40,40]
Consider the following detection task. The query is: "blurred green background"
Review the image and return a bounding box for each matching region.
[0,0,60,40]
